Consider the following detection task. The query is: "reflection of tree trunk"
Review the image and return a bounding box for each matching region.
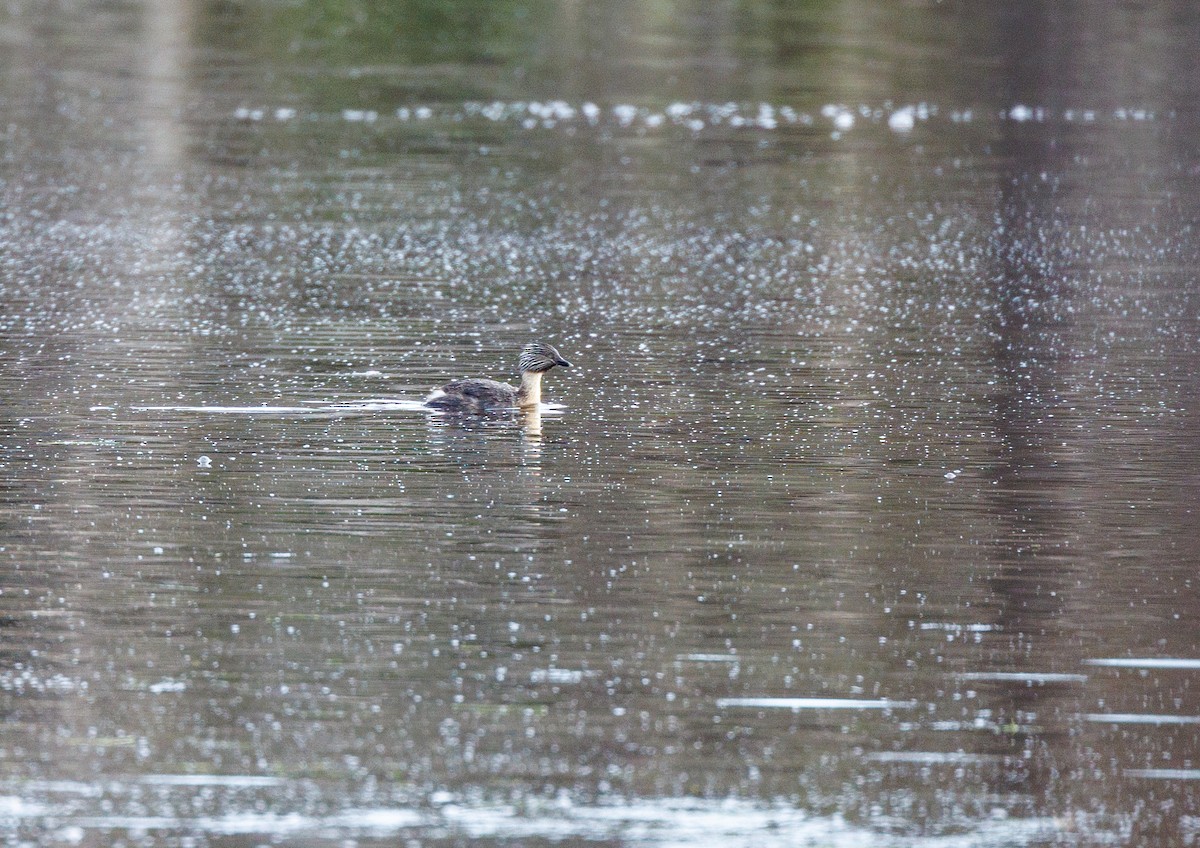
[983,0,1089,810]
[0,0,200,777]
[144,0,192,182]
[988,134,1081,640]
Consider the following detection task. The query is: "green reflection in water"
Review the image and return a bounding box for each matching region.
[260,0,543,65]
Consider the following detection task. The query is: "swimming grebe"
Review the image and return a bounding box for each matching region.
[424,341,571,413]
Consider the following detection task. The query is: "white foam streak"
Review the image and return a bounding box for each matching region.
[1084,658,1200,669]
[718,697,916,710]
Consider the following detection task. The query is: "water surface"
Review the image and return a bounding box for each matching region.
[3,2,1200,846]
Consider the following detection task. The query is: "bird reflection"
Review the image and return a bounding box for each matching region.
[521,405,543,440]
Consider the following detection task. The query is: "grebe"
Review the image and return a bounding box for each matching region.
[424,341,571,413]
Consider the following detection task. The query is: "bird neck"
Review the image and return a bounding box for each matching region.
[516,370,543,408]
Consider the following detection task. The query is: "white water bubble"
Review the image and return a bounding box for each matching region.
[888,106,916,132]
[613,104,638,126]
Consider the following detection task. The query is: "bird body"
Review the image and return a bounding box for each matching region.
[424,342,571,414]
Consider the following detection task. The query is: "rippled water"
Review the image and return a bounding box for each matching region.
[4,2,1200,846]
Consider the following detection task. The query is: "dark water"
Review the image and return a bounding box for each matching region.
[4,1,1200,845]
